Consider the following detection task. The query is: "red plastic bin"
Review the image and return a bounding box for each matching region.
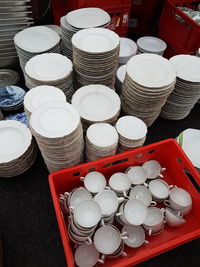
[49,139,200,267]
[159,0,200,54]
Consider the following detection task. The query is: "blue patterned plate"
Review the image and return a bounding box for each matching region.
[0,85,26,108]
[5,112,29,127]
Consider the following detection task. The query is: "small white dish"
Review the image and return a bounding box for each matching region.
[137,36,167,54]
[122,225,148,248]
[165,187,192,211]
[148,179,171,201]
[142,160,165,179]
[125,166,148,185]
[143,207,165,235]
[129,185,156,207]
[124,199,147,225]
[66,187,93,211]
[109,172,131,195]
[81,171,107,194]
[165,207,186,227]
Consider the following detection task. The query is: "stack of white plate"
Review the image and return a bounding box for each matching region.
[72,85,121,132]
[29,101,84,173]
[24,53,74,101]
[60,8,111,59]
[86,123,119,162]
[121,54,176,127]
[23,85,67,120]
[0,120,36,177]
[115,64,126,95]
[0,0,33,68]
[72,28,120,89]
[14,26,60,72]
[137,36,167,56]
[119,38,137,65]
[115,116,147,153]
[161,55,200,120]
[0,110,3,120]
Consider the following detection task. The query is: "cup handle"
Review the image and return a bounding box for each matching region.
[120,251,127,257]
[98,259,104,264]
[164,200,171,208]
[64,192,70,198]
[143,182,149,187]
[69,206,74,213]
[123,191,128,198]
[100,218,105,226]
[162,167,166,171]
[105,186,111,190]
[118,197,125,203]
[158,173,164,178]
[169,185,177,189]
[116,212,123,217]
[80,176,85,182]
[121,235,128,240]
[161,208,166,214]
[150,201,157,207]
[86,237,92,245]
[148,228,152,236]
[125,167,132,173]
[144,240,149,244]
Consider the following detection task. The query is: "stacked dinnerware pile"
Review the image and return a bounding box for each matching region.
[24,53,74,101]
[115,116,147,153]
[119,38,137,65]
[72,85,121,132]
[86,123,119,162]
[137,36,167,56]
[115,64,126,95]
[0,85,26,111]
[161,55,200,120]
[14,26,60,72]
[0,111,3,120]
[29,101,84,173]
[0,120,36,177]
[0,0,33,68]
[60,8,111,59]
[23,85,66,120]
[121,54,176,127]
[72,28,120,89]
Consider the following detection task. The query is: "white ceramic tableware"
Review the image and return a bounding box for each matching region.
[142,160,166,179]
[74,200,102,228]
[143,207,165,235]
[68,224,92,244]
[137,36,167,55]
[148,179,172,201]
[125,166,148,185]
[119,37,137,64]
[122,225,148,248]
[81,171,107,194]
[165,207,186,227]
[129,185,156,207]
[109,172,131,196]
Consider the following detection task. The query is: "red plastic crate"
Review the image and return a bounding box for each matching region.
[159,0,200,54]
[49,139,200,267]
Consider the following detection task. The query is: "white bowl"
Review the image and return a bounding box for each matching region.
[82,171,106,194]
[122,225,147,248]
[74,244,102,267]
[167,187,192,210]
[142,160,163,179]
[148,179,170,201]
[129,185,155,207]
[126,166,147,185]
[124,199,147,225]
[109,172,131,194]
[165,207,186,227]
[68,187,93,210]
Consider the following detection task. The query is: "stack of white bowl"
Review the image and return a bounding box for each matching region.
[60,8,110,60]
[29,101,84,173]
[161,55,200,120]
[0,120,36,177]
[24,53,74,102]
[86,123,119,162]
[118,38,137,65]
[23,85,67,120]
[115,64,126,95]
[14,26,60,72]
[72,28,120,89]
[115,116,147,153]
[121,54,176,127]
[137,36,167,56]
[72,84,121,132]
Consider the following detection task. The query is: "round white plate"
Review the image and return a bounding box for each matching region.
[87,123,118,147]
[14,26,60,53]
[0,120,32,163]
[71,84,121,121]
[170,55,200,83]
[127,54,176,88]
[116,64,127,83]
[25,53,73,81]
[30,101,80,138]
[24,85,66,113]
[72,28,119,53]
[137,36,167,53]
[119,37,137,58]
[65,8,110,29]
[116,116,147,140]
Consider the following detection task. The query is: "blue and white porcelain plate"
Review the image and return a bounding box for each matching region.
[5,112,29,127]
[0,85,26,108]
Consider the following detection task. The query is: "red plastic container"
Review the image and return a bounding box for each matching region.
[49,139,200,267]
[159,0,200,54]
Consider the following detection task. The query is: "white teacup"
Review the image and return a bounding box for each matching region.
[74,200,102,228]
[143,207,165,235]
[125,166,147,185]
[68,224,92,245]
[80,171,107,194]
[142,160,166,179]
[164,187,192,211]
[109,172,131,196]
[165,207,186,227]
[94,225,127,255]
[148,179,173,201]
[69,216,96,236]
[75,244,104,267]
[122,225,149,248]
[94,189,124,217]
[129,185,156,207]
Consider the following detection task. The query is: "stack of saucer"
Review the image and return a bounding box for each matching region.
[119,38,137,65]
[0,85,26,111]
[72,28,120,89]
[161,55,200,120]
[115,64,126,95]
[23,85,67,120]
[115,116,147,153]
[72,85,121,132]
[86,123,119,162]
[14,26,60,71]
[121,54,176,127]
[0,120,36,177]
[24,53,74,101]
[29,101,84,173]
[137,36,167,56]
[60,8,110,59]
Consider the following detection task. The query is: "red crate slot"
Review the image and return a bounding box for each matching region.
[159,0,200,54]
[49,139,200,267]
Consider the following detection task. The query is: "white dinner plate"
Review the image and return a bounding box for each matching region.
[137,36,167,54]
